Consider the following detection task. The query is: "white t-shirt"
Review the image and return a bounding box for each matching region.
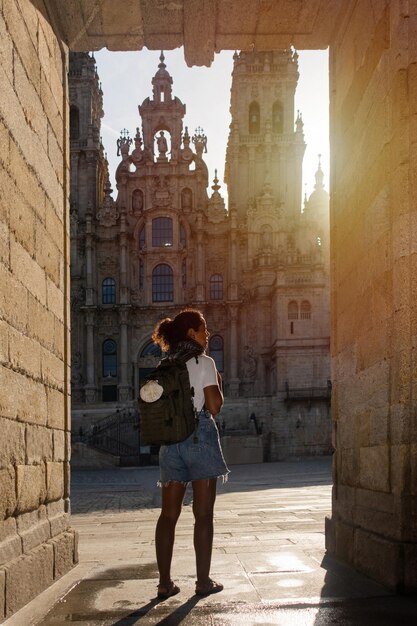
[186,353,218,412]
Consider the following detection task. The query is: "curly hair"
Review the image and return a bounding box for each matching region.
[152,308,205,352]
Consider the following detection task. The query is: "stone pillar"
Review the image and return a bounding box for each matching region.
[84,309,97,403]
[228,305,240,398]
[118,307,130,402]
[228,205,238,301]
[248,146,255,201]
[195,210,205,301]
[119,206,129,304]
[70,152,79,210]
[84,205,94,306]
[326,2,417,591]
[86,128,97,204]
[0,2,77,619]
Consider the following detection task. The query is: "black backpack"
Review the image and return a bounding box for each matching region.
[138,355,198,446]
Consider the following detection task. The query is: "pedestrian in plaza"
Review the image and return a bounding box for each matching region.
[151,308,229,599]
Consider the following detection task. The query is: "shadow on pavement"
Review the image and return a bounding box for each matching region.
[111,595,202,626]
[313,553,417,625]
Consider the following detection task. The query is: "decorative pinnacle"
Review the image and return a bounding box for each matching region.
[159,51,166,68]
[192,127,207,154]
[116,128,132,157]
[211,169,221,193]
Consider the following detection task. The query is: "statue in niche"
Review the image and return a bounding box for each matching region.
[241,345,257,380]
[71,351,83,386]
[132,189,143,212]
[181,188,192,210]
[260,224,273,249]
[157,131,168,157]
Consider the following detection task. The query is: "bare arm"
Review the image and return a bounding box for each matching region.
[204,382,224,416]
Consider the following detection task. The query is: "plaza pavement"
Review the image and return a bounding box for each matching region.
[3,457,417,625]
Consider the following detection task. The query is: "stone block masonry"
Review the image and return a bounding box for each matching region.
[327,1,417,590]
[0,0,77,619]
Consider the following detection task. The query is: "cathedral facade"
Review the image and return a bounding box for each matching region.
[69,50,332,460]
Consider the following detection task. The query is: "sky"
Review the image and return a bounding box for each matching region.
[94,47,329,205]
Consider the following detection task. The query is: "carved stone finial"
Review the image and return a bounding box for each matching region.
[211,169,220,194]
[117,128,132,158]
[295,110,304,133]
[97,172,119,227]
[192,126,207,156]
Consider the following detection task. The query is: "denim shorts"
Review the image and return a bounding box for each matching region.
[158,412,230,485]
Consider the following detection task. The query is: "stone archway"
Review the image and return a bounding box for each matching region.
[1,0,417,619]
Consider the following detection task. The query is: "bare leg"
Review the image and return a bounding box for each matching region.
[192,478,217,587]
[155,482,187,589]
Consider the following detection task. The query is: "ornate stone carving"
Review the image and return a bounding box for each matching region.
[240,345,257,380]
[71,351,84,387]
[153,175,171,207]
[97,175,119,227]
[70,285,85,309]
[156,130,168,160]
[180,126,193,162]
[98,257,119,274]
[131,189,144,215]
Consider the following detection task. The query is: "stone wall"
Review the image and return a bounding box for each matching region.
[0,0,77,618]
[327,1,417,590]
[221,397,332,461]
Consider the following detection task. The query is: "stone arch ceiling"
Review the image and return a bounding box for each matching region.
[36,0,347,66]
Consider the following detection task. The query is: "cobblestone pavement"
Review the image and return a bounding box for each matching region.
[5,458,417,625]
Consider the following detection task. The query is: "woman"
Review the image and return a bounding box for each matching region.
[152,308,229,599]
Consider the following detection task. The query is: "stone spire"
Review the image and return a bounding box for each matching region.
[152,51,173,103]
[207,169,227,223]
[314,154,324,190]
[303,155,329,220]
[97,165,118,227]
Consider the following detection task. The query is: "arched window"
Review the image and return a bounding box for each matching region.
[140,341,163,358]
[272,100,283,134]
[139,341,164,386]
[180,222,187,247]
[209,335,224,372]
[288,301,299,320]
[102,277,116,304]
[210,274,223,300]
[152,264,173,302]
[152,217,173,247]
[102,339,117,377]
[249,101,260,134]
[300,300,311,320]
[70,106,79,140]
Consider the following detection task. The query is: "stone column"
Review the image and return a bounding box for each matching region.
[119,206,129,304]
[86,127,97,205]
[228,205,238,300]
[118,307,130,402]
[195,210,205,301]
[84,309,97,403]
[228,305,240,398]
[248,146,255,201]
[85,204,94,306]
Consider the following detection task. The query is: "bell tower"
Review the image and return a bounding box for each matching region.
[225,49,305,220]
[139,52,186,162]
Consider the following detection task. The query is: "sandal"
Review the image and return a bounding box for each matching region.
[157,581,180,599]
[195,578,224,596]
